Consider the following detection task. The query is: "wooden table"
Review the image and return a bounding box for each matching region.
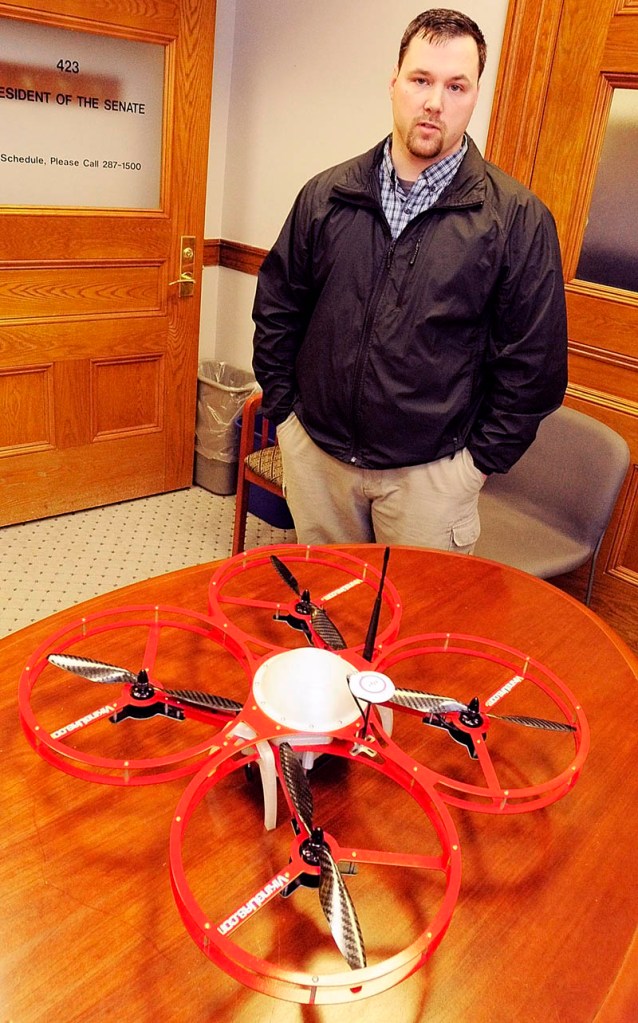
[3,545,637,1022]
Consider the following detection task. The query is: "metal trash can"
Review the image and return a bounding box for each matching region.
[194,360,258,495]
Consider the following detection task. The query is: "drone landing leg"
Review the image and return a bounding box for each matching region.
[253,740,278,831]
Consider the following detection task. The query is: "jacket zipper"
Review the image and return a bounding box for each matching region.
[344,194,477,464]
[348,233,396,463]
[395,236,423,307]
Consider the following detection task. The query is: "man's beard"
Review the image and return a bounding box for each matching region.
[406,120,445,160]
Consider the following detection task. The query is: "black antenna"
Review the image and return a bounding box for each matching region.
[362,546,390,662]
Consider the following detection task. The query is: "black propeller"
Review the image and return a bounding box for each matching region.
[389,688,468,715]
[269,555,347,650]
[388,687,576,733]
[487,713,576,733]
[278,742,366,970]
[47,653,243,715]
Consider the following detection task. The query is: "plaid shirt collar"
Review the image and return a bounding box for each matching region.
[379,134,468,239]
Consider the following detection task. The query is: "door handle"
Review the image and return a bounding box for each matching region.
[169,236,196,297]
[169,271,195,284]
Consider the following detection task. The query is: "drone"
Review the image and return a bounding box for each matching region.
[19,544,589,1004]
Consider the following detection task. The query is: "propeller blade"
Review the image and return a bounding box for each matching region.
[387,683,575,734]
[48,654,242,716]
[278,744,365,969]
[310,608,347,650]
[278,742,314,833]
[270,555,347,649]
[161,689,243,714]
[318,844,367,970]
[270,554,301,596]
[48,653,137,686]
[488,713,576,733]
[389,688,468,715]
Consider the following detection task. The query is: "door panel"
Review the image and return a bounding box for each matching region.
[486,0,638,646]
[1,264,163,319]
[0,1,215,525]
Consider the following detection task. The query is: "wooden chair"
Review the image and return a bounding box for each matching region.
[232,391,287,555]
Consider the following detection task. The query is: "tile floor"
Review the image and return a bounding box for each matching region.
[0,486,295,639]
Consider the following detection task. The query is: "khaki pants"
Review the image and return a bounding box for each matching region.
[276,413,486,553]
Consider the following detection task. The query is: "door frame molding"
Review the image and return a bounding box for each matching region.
[485,0,566,184]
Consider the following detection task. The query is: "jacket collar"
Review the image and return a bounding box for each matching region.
[330,135,486,210]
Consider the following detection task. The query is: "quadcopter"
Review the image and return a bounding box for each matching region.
[19,544,589,1004]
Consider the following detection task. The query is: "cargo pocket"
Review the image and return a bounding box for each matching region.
[450,509,481,553]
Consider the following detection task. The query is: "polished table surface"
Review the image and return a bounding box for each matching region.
[3,544,637,1023]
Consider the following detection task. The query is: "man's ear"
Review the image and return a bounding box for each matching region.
[389,64,399,98]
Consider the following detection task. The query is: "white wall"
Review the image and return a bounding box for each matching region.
[201,1,509,370]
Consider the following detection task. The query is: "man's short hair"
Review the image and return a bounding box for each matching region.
[398,8,487,79]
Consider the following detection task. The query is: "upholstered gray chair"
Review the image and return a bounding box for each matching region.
[475,406,630,605]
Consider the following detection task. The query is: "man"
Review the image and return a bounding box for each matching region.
[252,9,567,552]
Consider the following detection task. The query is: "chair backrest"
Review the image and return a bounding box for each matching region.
[237,390,270,456]
[481,406,630,545]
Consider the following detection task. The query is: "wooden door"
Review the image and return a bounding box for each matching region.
[486,0,638,644]
[0,0,215,525]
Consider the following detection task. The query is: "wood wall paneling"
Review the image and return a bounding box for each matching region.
[485,0,565,185]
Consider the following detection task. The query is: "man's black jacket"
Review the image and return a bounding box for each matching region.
[252,137,567,476]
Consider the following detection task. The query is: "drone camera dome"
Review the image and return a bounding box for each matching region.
[252,647,361,732]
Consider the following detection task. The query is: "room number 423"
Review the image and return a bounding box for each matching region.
[56,59,80,73]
